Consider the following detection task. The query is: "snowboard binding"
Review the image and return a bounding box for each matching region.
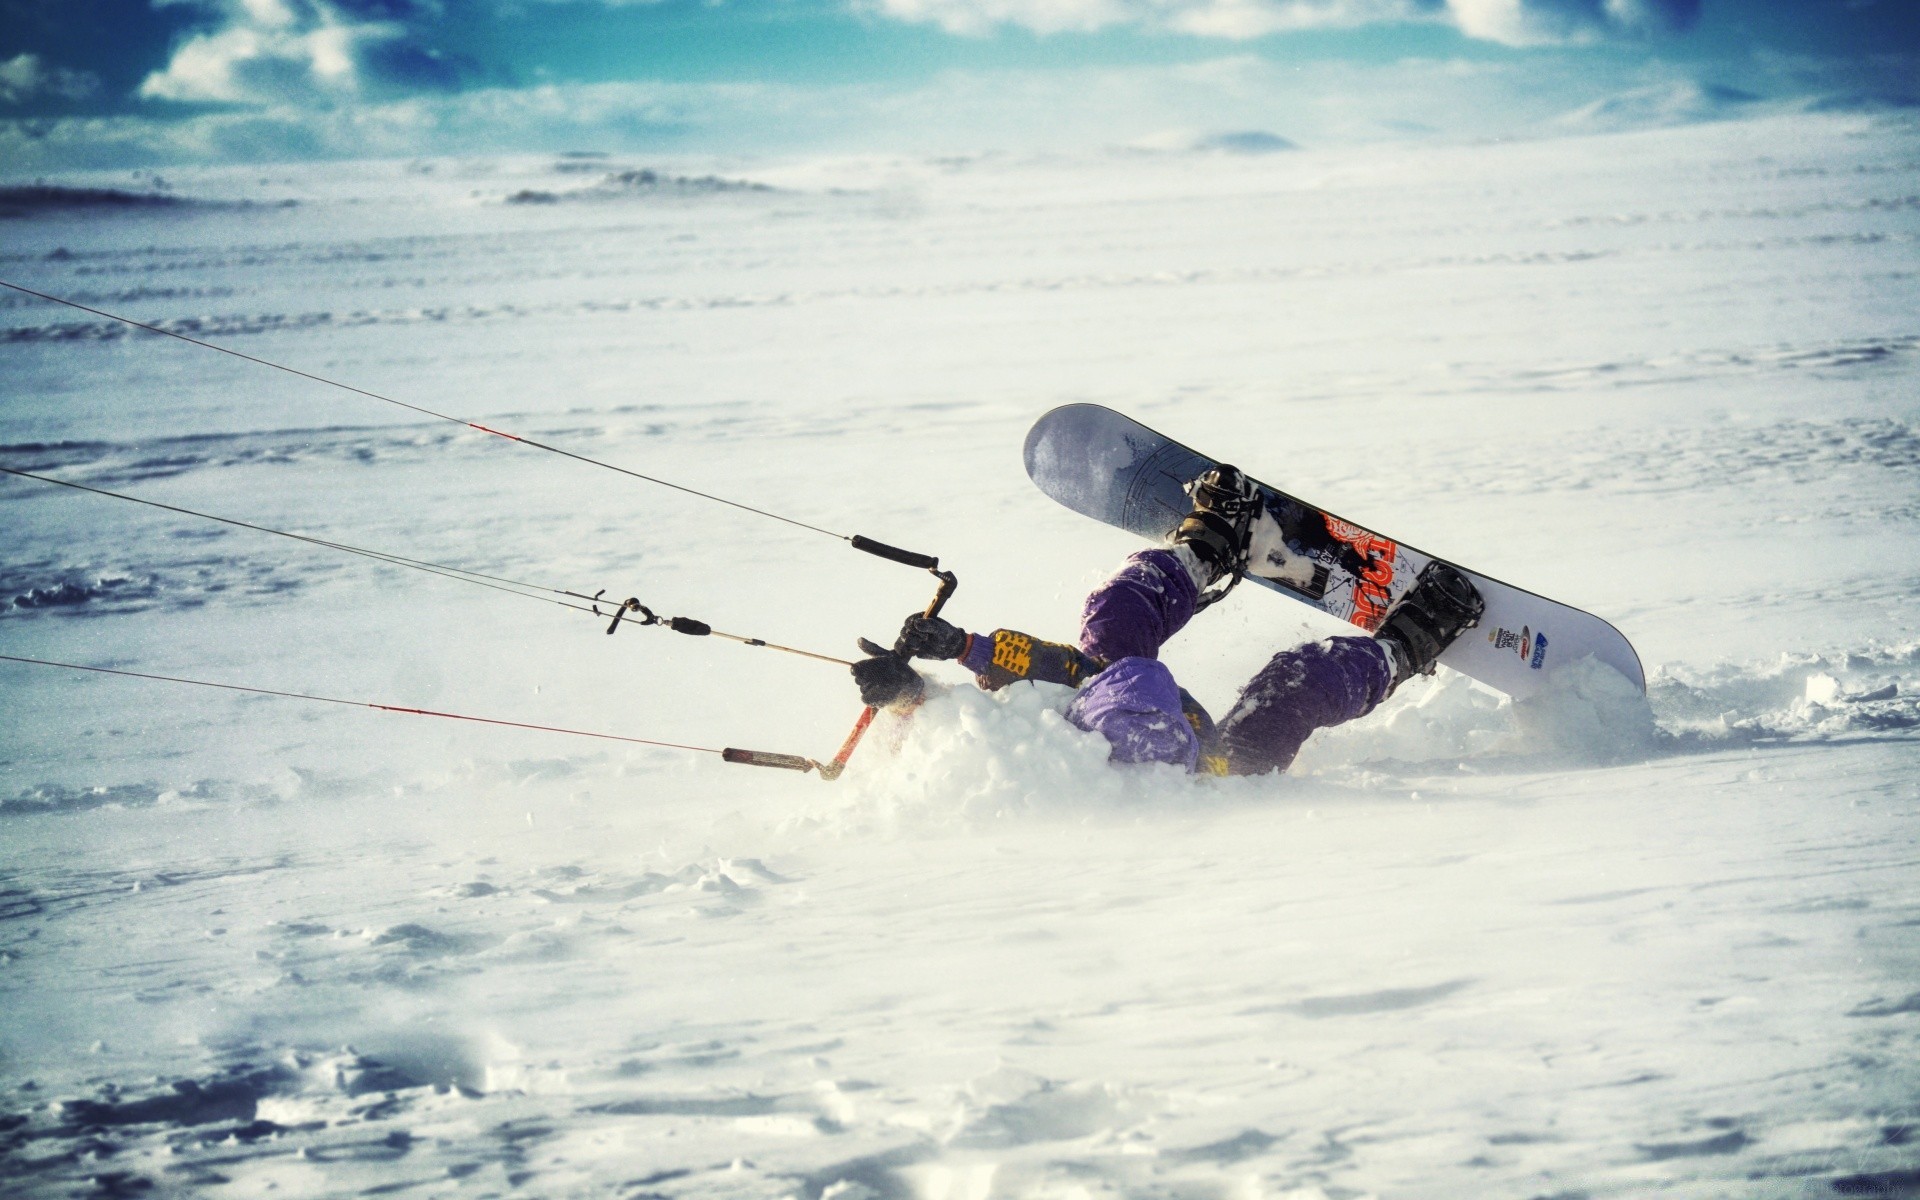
[1376,560,1485,689]
[1174,465,1262,608]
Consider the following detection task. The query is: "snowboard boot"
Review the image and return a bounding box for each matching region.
[1172,465,1261,603]
[1375,561,1486,690]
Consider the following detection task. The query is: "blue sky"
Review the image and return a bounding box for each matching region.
[0,0,1915,170]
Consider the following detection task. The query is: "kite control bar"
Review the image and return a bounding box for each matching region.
[812,561,958,781]
[706,564,952,783]
[578,542,955,781]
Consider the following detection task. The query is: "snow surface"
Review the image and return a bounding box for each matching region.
[3,112,1919,1198]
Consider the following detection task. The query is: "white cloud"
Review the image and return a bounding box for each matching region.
[139,0,460,105]
[140,23,352,103]
[870,0,1422,38]
[1449,0,1697,45]
[866,0,1699,44]
[0,53,102,104]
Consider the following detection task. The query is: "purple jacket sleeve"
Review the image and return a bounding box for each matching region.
[1065,657,1199,771]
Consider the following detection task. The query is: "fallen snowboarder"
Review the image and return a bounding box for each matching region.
[852,466,1486,776]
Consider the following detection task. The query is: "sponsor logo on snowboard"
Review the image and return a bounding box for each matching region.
[1487,626,1549,670]
[1322,518,1397,632]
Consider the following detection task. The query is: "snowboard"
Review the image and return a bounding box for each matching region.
[1023,404,1644,701]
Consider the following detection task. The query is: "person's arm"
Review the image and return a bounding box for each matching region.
[894,615,1102,691]
[955,628,1100,691]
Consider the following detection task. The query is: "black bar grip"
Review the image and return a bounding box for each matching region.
[851,535,938,570]
[669,617,711,636]
[722,747,816,772]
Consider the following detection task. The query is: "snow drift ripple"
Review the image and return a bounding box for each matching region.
[1650,642,1919,743]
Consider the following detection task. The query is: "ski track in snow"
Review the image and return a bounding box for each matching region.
[2,115,1919,1198]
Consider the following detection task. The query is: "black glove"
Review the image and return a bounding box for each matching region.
[893,614,968,660]
[852,638,925,709]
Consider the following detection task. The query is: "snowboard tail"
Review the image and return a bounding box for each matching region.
[1023,404,1644,701]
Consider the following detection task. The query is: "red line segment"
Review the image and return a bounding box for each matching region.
[0,653,722,755]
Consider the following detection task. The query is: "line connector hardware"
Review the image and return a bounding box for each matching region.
[591,590,853,667]
[592,591,643,635]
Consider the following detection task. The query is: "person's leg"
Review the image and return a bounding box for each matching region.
[1076,464,1262,663]
[1077,548,1204,663]
[1217,636,1394,775]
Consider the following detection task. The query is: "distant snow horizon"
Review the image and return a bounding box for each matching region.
[4,58,1914,179]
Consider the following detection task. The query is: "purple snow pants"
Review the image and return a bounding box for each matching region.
[1065,550,1394,775]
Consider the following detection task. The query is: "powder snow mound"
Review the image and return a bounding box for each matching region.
[502,168,775,207]
[819,656,1663,817]
[821,647,1860,811]
[0,184,296,219]
[805,682,1191,832]
[1297,642,1920,777]
[1509,656,1663,764]
[1124,129,1297,156]
[1553,82,1766,132]
[1294,656,1659,774]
